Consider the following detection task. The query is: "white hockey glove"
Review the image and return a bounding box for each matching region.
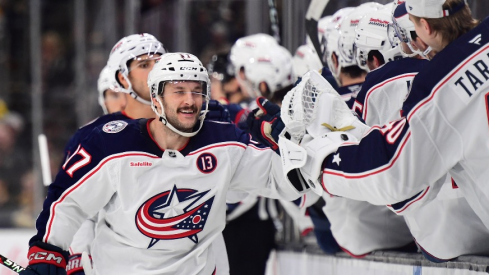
[278,70,363,195]
[299,131,358,195]
[303,70,369,140]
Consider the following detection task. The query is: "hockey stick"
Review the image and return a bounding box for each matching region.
[38,134,52,186]
[0,254,26,273]
[268,0,281,44]
[305,0,330,66]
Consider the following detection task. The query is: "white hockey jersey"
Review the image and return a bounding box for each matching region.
[352,54,489,261]
[321,17,489,235]
[30,118,302,275]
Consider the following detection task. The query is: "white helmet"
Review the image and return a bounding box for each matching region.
[292,44,323,79]
[230,34,293,98]
[390,2,432,58]
[317,16,333,43]
[336,2,384,72]
[323,7,355,81]
[107,33,166,105]
[354,9,402,71]
[97,65,121,114]
[147,53,210,137]
[229,33,278,74]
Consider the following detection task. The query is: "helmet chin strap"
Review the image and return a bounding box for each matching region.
[130,90,152,105]
[421,46,433,60]
[120,74,153,105]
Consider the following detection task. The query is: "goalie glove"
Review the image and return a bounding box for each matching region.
[299,131,358,195]
[247,97,284,152]
[20,242,70,275]
[282,70,369,141]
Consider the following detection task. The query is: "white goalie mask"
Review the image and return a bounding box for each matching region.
[97,65,121,114]
[390,2,432,59]
[354,9,402,71]
[292,44,323,79]
[147,53,210,137]
[107,33,166,105]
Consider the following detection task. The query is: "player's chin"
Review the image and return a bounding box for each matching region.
[178,118,199,132]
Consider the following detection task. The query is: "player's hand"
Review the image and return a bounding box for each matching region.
[66,253,90,275]
[205,100,231,122]
[19,242,69,275]
[246,97,284,152]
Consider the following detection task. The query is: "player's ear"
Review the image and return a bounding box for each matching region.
[419,18,433,36]
[152,96,161,110]
[117,71,129,89]
[373,55,381,69]
[332,53,339,68]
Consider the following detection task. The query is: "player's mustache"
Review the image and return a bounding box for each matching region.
[177,105,198,113]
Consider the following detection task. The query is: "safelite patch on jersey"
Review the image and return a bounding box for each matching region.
[102,120,128,133]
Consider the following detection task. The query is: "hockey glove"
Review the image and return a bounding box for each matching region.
[20,242,69,275]
[298,132,358,195]
[66,252,92,275]
[246,97,284,152]
[204,100,231,123]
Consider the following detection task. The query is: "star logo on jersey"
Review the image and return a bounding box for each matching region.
[332,153,341,166]
[135,185,214,248]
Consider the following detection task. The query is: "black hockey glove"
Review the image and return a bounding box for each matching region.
[205,100,231,123]
[246,97,284,153]
[20,242,69,275]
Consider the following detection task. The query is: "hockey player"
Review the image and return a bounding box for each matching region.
[354,2,489,262]
[291,0,489,259]
[62,36,231,275]
[96,66,126,115]
[229,33,295,105]
[352,7,417,125]
[20,52,304,275]
[302,3,415,257]
[323,3,382,107]
[227,36,312,275]
[292,44,323,80]
[60,33,166,275]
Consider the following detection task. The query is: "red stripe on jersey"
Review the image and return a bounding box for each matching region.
[323,131,411,179]
[248,144,271,151]
[363,73,417,121]
[340,246,369,258]
[44,152,160,243]
[394,186,430,214]
[188,142,247,155]
[407,44,489,122]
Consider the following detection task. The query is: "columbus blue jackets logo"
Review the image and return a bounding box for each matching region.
[102,120,128,133]
[136,185,215,248]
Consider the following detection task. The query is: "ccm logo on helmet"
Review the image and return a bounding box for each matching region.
[28,251,64,264]
[180,67,198,71]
